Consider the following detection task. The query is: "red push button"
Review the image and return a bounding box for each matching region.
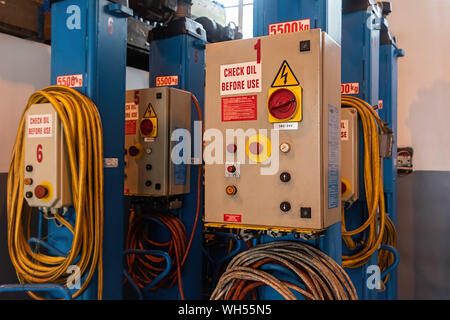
[227,144,237,153]
[34,185,48,199]
[129,145,140,157]
[227,165,236,173]
[249,142,263,155]
[342,182,347,194]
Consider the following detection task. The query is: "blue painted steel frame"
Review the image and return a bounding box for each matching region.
[341,4,381,300]
[251,0,342,300]
[50,0,128,299]
[377,39,403,300]
[253,0,342,44]
[146,34,206,300]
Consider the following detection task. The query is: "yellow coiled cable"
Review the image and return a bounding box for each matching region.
[341,96,387,269]
[7,86,104,300]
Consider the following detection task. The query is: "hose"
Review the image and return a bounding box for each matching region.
[7,86,104,299]
[210,241,358,300]
[125,93,203,300]
[341,96,397,274]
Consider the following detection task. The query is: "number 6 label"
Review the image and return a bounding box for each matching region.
[37,144,43,163]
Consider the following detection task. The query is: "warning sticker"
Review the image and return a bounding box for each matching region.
[341,83,359,95]
[222,95,257,122]
[269,19,311,36]
[341,120,349,141]
[220,61,262,96]
[56,74,83,88]
[156,75,179,87]
[125,103,138,120]
[125,120,136,135]
[27,114,53,138]
[125,103,138,135]
[271,60,300,87]
[143,103,156,118]
[224,214,242,223]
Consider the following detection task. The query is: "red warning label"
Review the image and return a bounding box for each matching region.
[221,95,257,122]
[224,214,242,223]
[125,120,136,135]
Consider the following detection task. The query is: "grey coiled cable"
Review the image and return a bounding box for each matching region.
[210,241,358,300]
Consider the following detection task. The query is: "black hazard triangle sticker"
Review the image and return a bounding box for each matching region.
[143,103,156,118]
[271,60,300,87]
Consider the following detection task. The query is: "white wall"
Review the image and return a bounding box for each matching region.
[389,0,450,171]
[0,33,149,172]
[0,33,51,172]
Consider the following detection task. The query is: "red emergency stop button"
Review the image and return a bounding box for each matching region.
[268,88,297,120]
[129,145,140,157]
[140,119,154,136]
[341,182,347,194]
[34,185,48,199]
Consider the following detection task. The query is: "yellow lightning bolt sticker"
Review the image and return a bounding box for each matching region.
[271,60,300,87]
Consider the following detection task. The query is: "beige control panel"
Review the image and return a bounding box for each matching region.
[204,29,341,231]
[23,103,72,208]
[124,87,191,197]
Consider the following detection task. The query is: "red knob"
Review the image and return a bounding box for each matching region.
[34,185,48,199]
[268,88,297,120]
[140,119,154,136]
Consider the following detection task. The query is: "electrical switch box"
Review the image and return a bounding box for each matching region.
[124,87,191,197]
[341,107,359,203]
[204,29,341,231]
[23,103,72,208]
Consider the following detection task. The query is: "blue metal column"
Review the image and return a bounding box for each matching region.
[378,24,404,300]
[251,0,343,269]
[146,34,206,300]
[341,0,381,300]
[51,0,129,299]
[253,0,342,44]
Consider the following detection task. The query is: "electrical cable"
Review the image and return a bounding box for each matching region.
[341,96,397,274]
[379,216,397,283]
[210,241,358,300]
[125,93,203,300]
[7,85,104,300]
[125,211,187,297]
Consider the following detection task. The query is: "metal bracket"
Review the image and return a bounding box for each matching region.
[106,3,133,17]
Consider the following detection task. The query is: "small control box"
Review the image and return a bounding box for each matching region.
[124,87,191,197]
[23,103,72,208]
[341,107,359,203]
